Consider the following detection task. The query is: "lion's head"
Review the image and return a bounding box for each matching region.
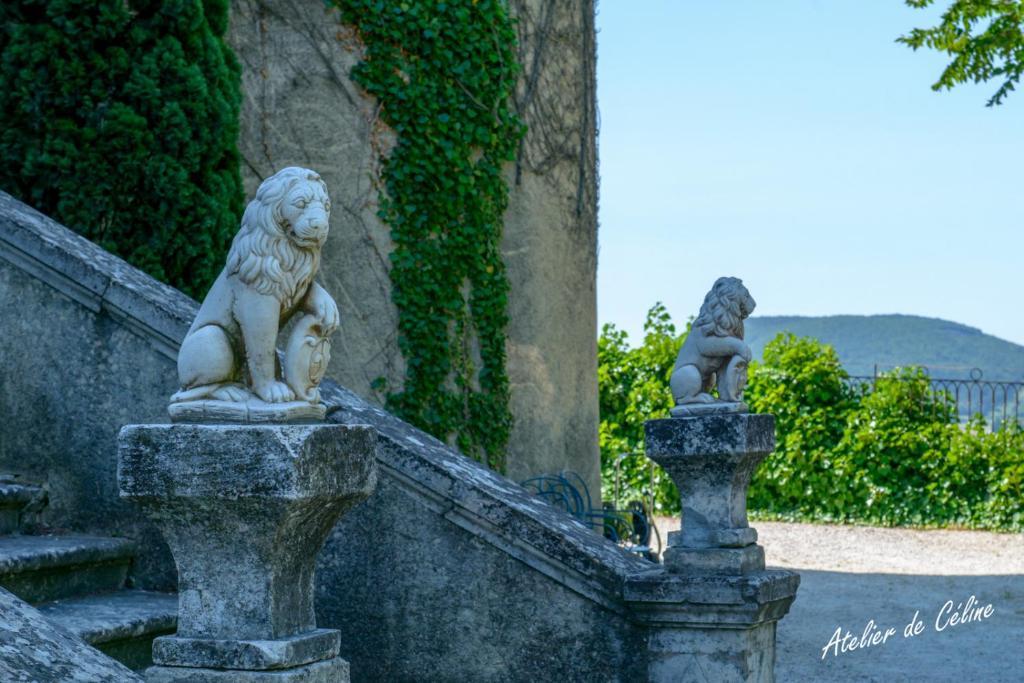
[226,167,331,309]
[693,276,756,338]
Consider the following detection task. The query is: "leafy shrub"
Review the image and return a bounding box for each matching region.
[952,421,1024,530]
[598,303,683,513]
[599,305,1024,530]
[833,368,961,525]
[0,0,243,299]
[744,334,860,517]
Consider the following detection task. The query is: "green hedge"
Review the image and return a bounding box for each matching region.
[746,335,1024,530]
[0,0,243,299]
[598,306,1024,531]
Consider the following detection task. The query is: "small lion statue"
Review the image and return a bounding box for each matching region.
[669,277,756,416]
[170,167,339,422]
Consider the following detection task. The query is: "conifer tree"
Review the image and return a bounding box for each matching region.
[0,0,242,298]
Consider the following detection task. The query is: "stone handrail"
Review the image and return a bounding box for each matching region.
[0,191,196,360]
[0,189,649,609]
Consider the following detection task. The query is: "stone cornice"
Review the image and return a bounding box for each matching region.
[0,191,196,360]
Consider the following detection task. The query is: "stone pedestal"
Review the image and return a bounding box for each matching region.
[634,413,799,682]
[646,414,772,575]
[118,424,378,682]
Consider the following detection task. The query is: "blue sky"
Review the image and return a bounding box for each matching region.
[595,1,1024,347]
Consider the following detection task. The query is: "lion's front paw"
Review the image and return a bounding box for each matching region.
[255,380,296,403]
[315,297,340,333]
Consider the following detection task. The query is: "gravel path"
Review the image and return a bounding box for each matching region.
[654,518,1024,682]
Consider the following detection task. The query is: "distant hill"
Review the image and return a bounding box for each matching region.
[745,315,1024,382]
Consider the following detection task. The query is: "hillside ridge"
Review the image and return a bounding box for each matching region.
[745,314,1024,381]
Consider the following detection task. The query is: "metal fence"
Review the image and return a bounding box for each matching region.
[608,453,662,558]
[845,367,1023,430]
[610,452,657,518]
[520,469,661,561]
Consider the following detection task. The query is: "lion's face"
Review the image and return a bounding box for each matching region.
[738,286,756,318]
[712,277,755,320]
[227,167,331,306]
[279,179,331,250]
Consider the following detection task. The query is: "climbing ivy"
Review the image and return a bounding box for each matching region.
[328,0,525,469]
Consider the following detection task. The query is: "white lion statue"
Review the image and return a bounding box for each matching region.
[669,277,756,416]
[170,167,339,422]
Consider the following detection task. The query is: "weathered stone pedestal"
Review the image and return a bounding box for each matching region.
[118,424,378,682]
[630,413,799,682]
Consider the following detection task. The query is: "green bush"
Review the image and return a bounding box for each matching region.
[597,303,683,513]
[744,334,860,517]
[749,338,1024,530]
[951,421,1024,530]
[0,0,243,299]
[598,305,1024,530]
[833,368,961,525]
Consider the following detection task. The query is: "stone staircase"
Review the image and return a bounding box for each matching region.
[0,475,176,670]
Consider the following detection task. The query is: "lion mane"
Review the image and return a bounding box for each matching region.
[692,276,754,339]
[225,167,325,310]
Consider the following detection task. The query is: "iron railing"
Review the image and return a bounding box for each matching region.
[610,452,656,518]
[845,366,1023,430]
[520,468,661,561]
[608,453,662,558]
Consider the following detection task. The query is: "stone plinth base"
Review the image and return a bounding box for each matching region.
[168,399,326,424]
[641,412,798,680]
[646,414,775,578]
[626,569,799,683]
[146,657,349,682]
[152,629,341,670]
[663,544,765,575]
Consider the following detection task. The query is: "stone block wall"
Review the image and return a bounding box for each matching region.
[319,382,648,680]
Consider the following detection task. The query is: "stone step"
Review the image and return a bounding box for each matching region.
[38,590,178,671]
[0,478,46,534]
[0,534,135,603]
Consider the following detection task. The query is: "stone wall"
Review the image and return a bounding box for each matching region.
[318,381,646,681]
[226,0,601,495]
[503,0,600,495]
[0,192,189,589]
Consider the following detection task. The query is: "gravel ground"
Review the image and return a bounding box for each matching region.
[654,518,1024,682]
